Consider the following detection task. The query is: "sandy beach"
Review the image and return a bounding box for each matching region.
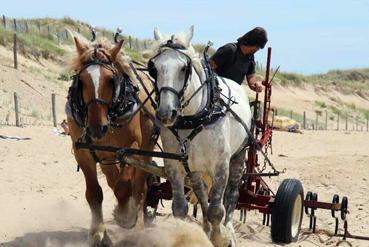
[0,126,368,247]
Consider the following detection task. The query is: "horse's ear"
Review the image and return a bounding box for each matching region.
[185,25,194,46]
[74,37,88,55]
[154,27,163,41]
[109,39,124,61]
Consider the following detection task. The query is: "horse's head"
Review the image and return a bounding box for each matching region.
[149,26,195,126]
[71,37,124,139]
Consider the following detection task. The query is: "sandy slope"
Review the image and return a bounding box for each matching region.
[0,126,368,247]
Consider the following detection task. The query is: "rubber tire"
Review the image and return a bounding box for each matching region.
[271,179,304,243]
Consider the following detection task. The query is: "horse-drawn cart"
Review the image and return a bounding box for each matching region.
[74,39,367,244]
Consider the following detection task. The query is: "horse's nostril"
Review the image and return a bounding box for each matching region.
[171,110,177,119]
[101,125,108,134]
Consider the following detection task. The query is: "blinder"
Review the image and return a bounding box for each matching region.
[67,60,138,128]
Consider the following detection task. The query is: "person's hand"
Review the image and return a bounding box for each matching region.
[249,81,263,92]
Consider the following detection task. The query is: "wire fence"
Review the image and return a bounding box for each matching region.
[1,15,152,51]
[0,92,67,128]
[273,108,369,132]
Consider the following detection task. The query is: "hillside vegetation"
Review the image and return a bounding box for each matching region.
[0,16,368,129]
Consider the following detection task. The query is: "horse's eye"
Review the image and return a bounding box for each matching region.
[181,66,186,72]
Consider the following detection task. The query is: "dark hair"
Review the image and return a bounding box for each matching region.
[237,27,268,49]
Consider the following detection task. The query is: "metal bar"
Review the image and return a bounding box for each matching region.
[75,142,185,161]
[336,233,369,241]
[262,47,272,135]
[237,203,272,214]
[303,200,341,210]
[244,172,279,177]
[121,156,167,179]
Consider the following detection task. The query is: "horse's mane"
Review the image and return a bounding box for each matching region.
[69,36,137,83]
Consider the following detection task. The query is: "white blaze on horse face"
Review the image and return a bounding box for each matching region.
[86,65,101,97]
[155,51,188,123]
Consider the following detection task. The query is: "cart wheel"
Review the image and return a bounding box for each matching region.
[331,194,339,218]
[271,179,304,243]
[305,191,312,215]
[341,196,348,220]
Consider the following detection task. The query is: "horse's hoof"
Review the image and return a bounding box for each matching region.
[113,205,138,229]
[88,230,112,247]
[101,231,113,246]
[210,224,237,247]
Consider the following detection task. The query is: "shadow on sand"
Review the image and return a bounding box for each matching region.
[1,229,89,247]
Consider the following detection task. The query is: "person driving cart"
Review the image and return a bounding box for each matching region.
[209,27,268,92]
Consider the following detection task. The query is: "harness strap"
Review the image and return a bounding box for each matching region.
[82,135,101,164]
[129,62,157,109]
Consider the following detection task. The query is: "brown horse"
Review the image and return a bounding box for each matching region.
[66,36,155,246]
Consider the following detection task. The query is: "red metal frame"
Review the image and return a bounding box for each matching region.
[237,47,275,214]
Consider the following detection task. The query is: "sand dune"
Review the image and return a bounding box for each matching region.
[0,126,368,247]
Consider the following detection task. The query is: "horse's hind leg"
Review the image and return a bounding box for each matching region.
[208,159,232,247]
[189,172,211,234]
[224,150,246,238]
[77,154,112,247]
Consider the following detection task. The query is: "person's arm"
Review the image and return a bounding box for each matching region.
[245,58,263,92]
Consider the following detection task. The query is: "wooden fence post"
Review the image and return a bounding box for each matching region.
[325,111,328,130]
[52,93,57,127]
[14,92,20,127]
[345,114,348,131]
[65,30,69,40]
[47,25,50,35]
[37,22,41,32]
[290,110,293,119]
[135,38,139,50]
[315,112,319,130]
[303,111,306,129]
[13,33,18,69]
[129,36,132,49]
[56,30,60,43]
[337,113,339,131]
[2,15,6,28]
[25,21,29,33]
[13,18,17,32]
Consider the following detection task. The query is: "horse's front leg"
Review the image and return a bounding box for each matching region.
[76,152,112,247]
[165,160,188,218]
[208,158,234,247]
[113,141,148,229]
[189,172,211,234]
